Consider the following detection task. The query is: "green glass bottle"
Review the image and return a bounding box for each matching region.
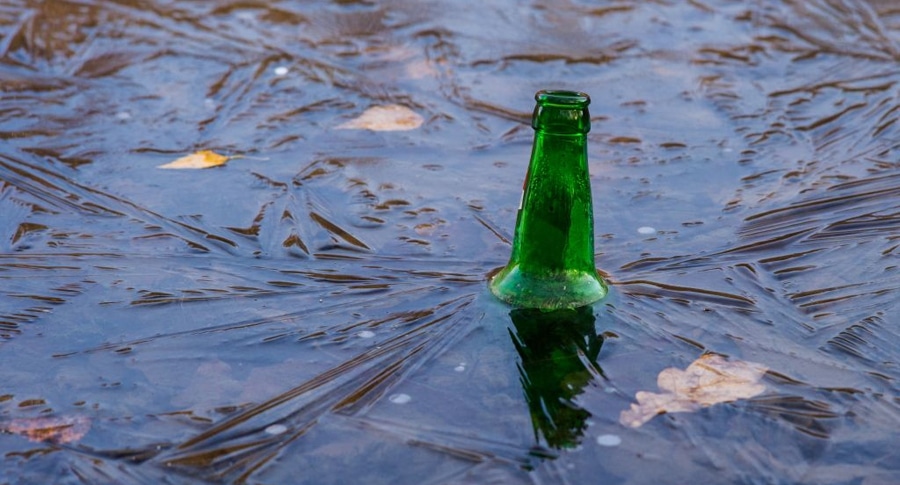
[490,90,607,310]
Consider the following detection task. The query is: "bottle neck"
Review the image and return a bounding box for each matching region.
[530,130,588,164]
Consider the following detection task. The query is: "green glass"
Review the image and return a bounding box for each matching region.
[490,90,607,310]
[509,305,604,449]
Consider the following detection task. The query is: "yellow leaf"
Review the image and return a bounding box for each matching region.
[158,150,229,169]
[619,354,768,428]
[337,105,424,131]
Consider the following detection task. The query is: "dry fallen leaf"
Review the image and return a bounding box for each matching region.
[620,354,768,428]
[3,415,91,444]
[158,150,229,169]
[337,105,424,131]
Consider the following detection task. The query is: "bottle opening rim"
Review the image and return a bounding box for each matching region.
[535,90,590,107]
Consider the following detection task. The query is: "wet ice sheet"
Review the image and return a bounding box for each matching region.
[1,0,899,483]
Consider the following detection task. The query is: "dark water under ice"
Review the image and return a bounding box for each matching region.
[0,0,898,483]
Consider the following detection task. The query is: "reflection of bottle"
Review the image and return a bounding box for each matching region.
[490,90,607,310]
[509,305,603,449]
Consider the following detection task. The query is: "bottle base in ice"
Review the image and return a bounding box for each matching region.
[490,264,607,310]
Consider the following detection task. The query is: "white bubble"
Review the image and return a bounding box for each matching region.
[274,66,289,76]
[454,363,466,372]
[265,424,288,435]
[596,434,622,447]
[637,226,656,235]
[115,111,131,121]
[357,330,376,339]
[235,11,256,22]
[389,393,411,404]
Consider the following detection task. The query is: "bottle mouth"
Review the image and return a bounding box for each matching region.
[535,90,591,108]
[532,90,591,134]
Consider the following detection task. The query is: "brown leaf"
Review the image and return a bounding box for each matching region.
[4,415,91,444]
[337,105,424,131]
[158,150,229,169]
[620,354,768,428]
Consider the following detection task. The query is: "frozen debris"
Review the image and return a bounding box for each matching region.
[158,150,229,169]
[337,105,424,131]
[376,45,439,79]
[3,415,91,444]
[619,354,768,428]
